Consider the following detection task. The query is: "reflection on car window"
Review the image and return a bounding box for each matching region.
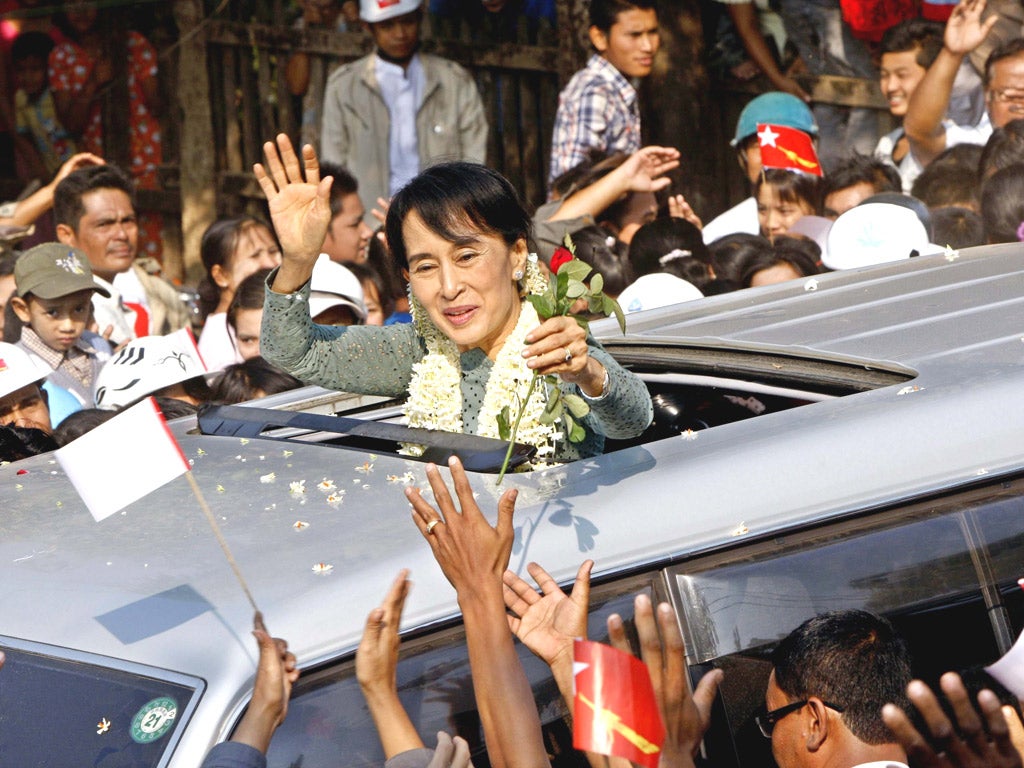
[265,577,652,767]
[668,477,1024,768]
[0,645,196,767]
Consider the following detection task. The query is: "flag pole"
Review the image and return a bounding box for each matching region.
[184,470,260,613]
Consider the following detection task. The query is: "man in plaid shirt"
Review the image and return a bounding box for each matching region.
[548,0,660,194]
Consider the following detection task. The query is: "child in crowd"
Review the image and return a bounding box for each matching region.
[345,262,391,326]
[226,269,271,362]
[10,243,111,414]
[197,216,282,371]
[209,357,303,404]
[756,168,823,242]
[11,31,75,181]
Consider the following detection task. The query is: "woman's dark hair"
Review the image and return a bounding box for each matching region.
[707,233,772,284]
[210,357,303,404]
[569,225,632,297]
[346,262,397,319]
[739,237,820,288]
[197,216,275,320]
[755,168,824,215]
[385,162,532,270]
[53,408,116,446]
[227,268,272,337]
[981,163,1024,243]
[628,217,710,278]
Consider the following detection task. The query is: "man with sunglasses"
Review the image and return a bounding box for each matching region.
[757,610,912,768]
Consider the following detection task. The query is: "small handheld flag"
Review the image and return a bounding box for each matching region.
[56,396,259,612]
[757,123,822,177]
[573,639,666,767]
[56,397,190,522]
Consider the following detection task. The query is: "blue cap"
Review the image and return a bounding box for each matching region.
[732,92,817,147]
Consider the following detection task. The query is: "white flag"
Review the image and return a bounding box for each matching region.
[986,629,1024,699]
[56,397,190,522]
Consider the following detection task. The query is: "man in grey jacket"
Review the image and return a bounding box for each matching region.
[320,0,488,226]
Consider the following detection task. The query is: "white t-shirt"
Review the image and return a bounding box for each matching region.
[197,312,242,373]
[875,113,992,193]
[702,196,759,244]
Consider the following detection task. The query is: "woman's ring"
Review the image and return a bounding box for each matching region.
[426,519,442,535]
[564,346,573,362]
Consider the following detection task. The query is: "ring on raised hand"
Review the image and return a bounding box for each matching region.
[426,519,442,535]
[564,346,573,362]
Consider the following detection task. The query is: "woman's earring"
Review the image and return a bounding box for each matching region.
[513,269,525,280]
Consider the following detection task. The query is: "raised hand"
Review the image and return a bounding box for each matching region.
[944,0,998,55]
[882,672,1022,768]
[254,134,333,290]
[230,611,300,754]
[619,146,682,194]
[608,595,723,768]
[407,456,517,596]
[503,560,592,668]
[356,569,411,697]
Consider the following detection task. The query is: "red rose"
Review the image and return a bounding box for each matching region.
[550,247,574,273]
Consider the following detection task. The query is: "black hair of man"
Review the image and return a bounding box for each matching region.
[318,161,361,219]
[980,162,1024,243]
[822,154,901,199]
[53,164,135,232]
[879,18,943,69]
[931,206,986,249]
[589,0,656,34]
[984,37,1024,88]
[911,162,980,210]
[979,118,1024,180]
[11,31,54,64]
[772,610,912,745]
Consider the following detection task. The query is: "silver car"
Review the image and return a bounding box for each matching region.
[2,245,1023,767]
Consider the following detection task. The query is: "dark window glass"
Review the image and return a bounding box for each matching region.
[0,644,197,767]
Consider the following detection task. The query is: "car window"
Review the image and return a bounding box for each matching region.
[666,476,1024,768]
[0,640,201,767]
[263,574,655,767]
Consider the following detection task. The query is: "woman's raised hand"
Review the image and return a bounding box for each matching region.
[254,134,333,291]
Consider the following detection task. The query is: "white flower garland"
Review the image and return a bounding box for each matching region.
[401,255,560,462]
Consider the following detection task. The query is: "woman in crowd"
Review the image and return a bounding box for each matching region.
[197,217,281,371]
[257,135,652,463]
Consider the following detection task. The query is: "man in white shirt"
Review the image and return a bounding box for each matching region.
[52,165,189,345]
[320,0,487,227]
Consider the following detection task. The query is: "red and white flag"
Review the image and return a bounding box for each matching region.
[757,123,823,177]
[56,397,190,522]
[573,639,666,768]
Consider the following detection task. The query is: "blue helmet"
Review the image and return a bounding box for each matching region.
[732,92,818,147]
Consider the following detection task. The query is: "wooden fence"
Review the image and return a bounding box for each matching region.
[83,0,894,283]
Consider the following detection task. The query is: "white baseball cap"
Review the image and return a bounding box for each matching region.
[0,342,51,399]
[309,254,367,322]
[360,0,421,23]
[94,328,208,410]
[618,273,704,314]
[825,203,941,271]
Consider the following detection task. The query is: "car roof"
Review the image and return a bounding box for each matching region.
[2,244,1023,765]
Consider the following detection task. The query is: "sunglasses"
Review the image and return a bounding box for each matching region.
[755,699,845,738]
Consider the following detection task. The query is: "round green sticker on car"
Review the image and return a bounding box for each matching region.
[130,697,177,744]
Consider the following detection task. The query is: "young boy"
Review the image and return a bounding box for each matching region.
[548,0,660,191]
[11,31,76,181]
[10,242,112,410]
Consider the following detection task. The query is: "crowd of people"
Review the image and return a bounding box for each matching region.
[1,0,1024,763]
